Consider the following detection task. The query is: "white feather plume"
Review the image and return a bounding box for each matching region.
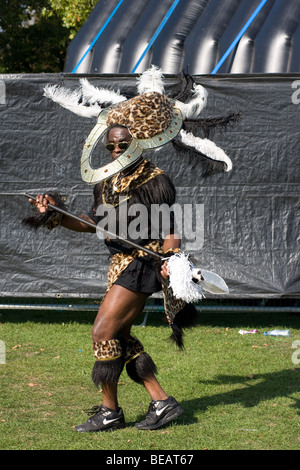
[179,129,233,171]
[79,78,126,105]
[137,65,165,94]
[175,84,208,119]
[43,84,101,118]
[167,253,204,303]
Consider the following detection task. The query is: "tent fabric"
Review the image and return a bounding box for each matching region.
[0,73,299,299]
[64,0,300,75]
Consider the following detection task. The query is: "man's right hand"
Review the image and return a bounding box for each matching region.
[29,194,56,213]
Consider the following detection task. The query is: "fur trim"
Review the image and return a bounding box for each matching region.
[169,303,198,349]
[123,336,144,362]
[167,252,204,303]
[22,192,67,230]
[92,170,176,236]
[126,352,157,384]
[92,356,125,388]
[137,65,165,95]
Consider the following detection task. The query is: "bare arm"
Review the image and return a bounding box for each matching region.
[160,233,181,279]
[29,194,95,233]
[162,233,181,253]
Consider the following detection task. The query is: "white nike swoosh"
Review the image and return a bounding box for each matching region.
[103,417,122,425]
[156,404,170,416]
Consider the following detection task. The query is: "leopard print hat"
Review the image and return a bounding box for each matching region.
[43,66,236,184]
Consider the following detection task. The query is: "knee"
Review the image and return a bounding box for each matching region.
[92,315,106,342]
[91,324,99,343]
[92,311,118,342]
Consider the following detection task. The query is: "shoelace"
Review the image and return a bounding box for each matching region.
[84,405,103,416]
[147,401,159,414]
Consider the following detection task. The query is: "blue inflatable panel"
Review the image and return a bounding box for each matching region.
[64,0,300,74]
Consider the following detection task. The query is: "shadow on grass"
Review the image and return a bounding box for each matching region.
[2,300,299,432]
[179,368,300,425]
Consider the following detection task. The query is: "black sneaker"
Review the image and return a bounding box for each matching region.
[135,396,183,430]
[75,405,125,432]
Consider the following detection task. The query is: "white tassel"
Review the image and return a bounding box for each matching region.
[175,84,208,119]
[179,129,233,171]
[79,78,126,105]
[43,84,101,118]
[136,65,165,95]
[167,253,204,303]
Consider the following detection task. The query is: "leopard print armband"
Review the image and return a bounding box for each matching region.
[46,212,62,230]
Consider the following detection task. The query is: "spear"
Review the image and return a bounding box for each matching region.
[23,192,228,297]
[24,192,162,259]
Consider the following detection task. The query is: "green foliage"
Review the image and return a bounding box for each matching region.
[0,0,98,73]
[43,0,98,39]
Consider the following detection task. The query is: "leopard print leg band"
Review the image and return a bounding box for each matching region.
[124,337,144,364]
[93,339,123,361]
[91,339,125,388]
[125,337,157,385]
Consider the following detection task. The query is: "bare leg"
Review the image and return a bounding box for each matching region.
[142,377,168,401]
[92,285,168,408]
[92,285,149,342]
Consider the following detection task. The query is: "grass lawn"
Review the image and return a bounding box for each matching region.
[0,303,299,451]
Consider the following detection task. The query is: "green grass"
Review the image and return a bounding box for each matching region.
[0,304,299,450]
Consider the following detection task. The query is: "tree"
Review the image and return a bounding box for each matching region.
[44,0,98,39]
[0,0,98,73]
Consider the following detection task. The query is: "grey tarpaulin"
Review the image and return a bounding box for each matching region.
[0,73,299,298]
[65,0,300,74]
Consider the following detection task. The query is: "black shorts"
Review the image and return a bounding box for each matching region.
[113,257,162,294]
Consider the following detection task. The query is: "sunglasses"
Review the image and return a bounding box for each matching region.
[106,141,130,152]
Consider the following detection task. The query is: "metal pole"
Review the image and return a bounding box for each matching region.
[0,303,299,314]
[24,193,162,260]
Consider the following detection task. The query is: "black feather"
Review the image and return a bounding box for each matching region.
[22,192,67,229]
[168,72,196,102]
[183,112,241,139]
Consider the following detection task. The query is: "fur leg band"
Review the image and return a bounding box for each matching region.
[93,339,123,361]
[124,337,157,384]
[124,336,144,363]
[91,339,124,388]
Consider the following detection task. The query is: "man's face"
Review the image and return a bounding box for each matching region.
[106,127,132,160]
